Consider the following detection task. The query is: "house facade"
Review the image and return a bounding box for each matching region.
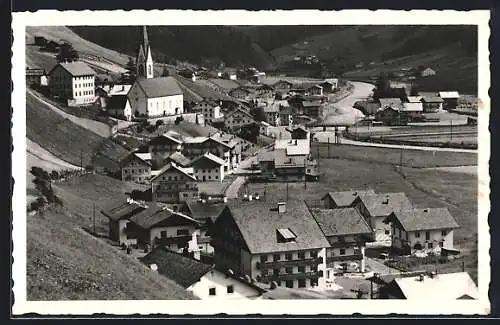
[384,208,459,255]
[211,201,330,290]
[48,61,96,106]
[308,85,323,96]
[419,93,444,112]
[192,100,223,124]
[228,87,251,100]
[107,95,133,121]
[420,67,436,77]
[121,152,152,184]
[439,91,460,110]
[320,189,376,209]
[272,80,294,92]
[151,162,199,205]
[101,198,147,246]
[128,76,184,118]
[189,152,225,182]
[224,108,255,131]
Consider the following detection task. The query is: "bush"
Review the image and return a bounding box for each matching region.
[136,125,143,133]
[146,124,157,133]
[31,166,45,179]
[155,120,164,127]
[50,170,59,180]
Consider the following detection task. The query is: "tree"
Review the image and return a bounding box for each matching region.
[56,42,79,63]
[126,57,136,72]
[161,66,170,77]
[250,106,266,122]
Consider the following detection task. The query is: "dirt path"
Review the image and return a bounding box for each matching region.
[322,81,374,124]
[26,139,80,171]
[27,89,112,138]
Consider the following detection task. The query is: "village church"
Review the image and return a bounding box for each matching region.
[127,26,184,118]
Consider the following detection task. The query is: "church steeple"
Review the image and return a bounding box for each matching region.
[136,25,154,79]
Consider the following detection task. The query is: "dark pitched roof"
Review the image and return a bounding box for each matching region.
[224,107,254,120]
[189,153,225,169]
[50,61,96,77]
[120,151,152,168]
[421,96,444,103]
[357,192,413,216]
[130,203,200,230]
[310,208,373,237]
[387,208,459,232]
[322,189,375,207]
[107,95,129,111]
[136,76,183,98]
[166,152,191,167]
[100,198,147,221]
[150,162,197,182]
[141,248,213,288]
[225,200,330,254]
[183,200,226,223]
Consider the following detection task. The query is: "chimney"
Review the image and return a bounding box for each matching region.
[382,198,389,205]
[278,202,286,213]
[248,194,253,201]
[223,196,228,203]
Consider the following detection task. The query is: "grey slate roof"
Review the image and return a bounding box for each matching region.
[357,192,413,217]
[129,203,199,230]
[51,61,96,77]
[310,207,373,237]
[226,200,330,254]
[389,208,459,232]
[141,248,213,288]
[322,189,375,207]
[167,152,191,167]
[136,76,183,98]
[101,199,147,221]
[183,200,226,223]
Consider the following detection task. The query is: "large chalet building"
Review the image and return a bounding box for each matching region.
[211,200,330,290]
[151,162,199,207]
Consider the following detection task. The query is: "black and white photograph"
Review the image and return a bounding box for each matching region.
[11,9,490,315]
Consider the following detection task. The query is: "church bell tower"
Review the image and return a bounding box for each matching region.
[136,26,154,79]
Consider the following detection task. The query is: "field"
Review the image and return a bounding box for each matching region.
[310,143,477,168]
[246,147,478,282]
[26,91,106,167]
[28,174,195,300]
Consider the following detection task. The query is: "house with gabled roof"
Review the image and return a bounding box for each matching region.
[211,200,330,290]
[439,91,461,110]
[120,152,152,184]
[48,61,96,106]
[189,152,226,182]
[151,162,199,206]
[141,247,266,299]
[384,207,459,254]
[223,107,256,131]
[101,197,148,246]
[127,76,184,118]
[352,192,413,245]
[419,93,444,112]
[165,151,191,168]
[321,189,376,209]
[127,203,202,251]
[310,208,373,277]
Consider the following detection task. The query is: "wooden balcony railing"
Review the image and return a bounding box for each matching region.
[256,257,323,270]
[260,270,323,282]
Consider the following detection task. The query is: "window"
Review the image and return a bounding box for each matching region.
[338,236,345,242]
[183,193,188,198]
[385,230,390,235]
[439,241,444,248]
[339,249,346,255]
[298,279,306,288]
[425,231,430,240]
[298,252,305,260]
[310,251,317,258]
[285,267,293,274]
[273,254,280,262]
[226,285,234,294]
[273,268,280,275]
[285,280,294,288]
[415,232,420,238]
[298,266,305,273]
[285,253,293,261]
[209,287,216,296]
[177,229,189,236]
[160,231,167,238]
[441,230,447,236]
[260,255,268,263]
[428,242,433,249]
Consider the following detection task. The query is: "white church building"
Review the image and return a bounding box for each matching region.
[127,26,184,118]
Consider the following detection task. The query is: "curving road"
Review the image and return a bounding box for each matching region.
[27,89,112,138]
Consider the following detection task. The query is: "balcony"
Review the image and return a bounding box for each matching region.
[154,235,192,246]
[326,254,363,263]
[329,241,365,248]
[256,257,323,270]
[261,271,323,283]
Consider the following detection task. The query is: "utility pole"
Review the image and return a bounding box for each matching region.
[304,158,307,189]
[400,146,404,167]
[327,136,330,157]
[286,181,289,201]
[450,119,453,142]
[80,149,83,171]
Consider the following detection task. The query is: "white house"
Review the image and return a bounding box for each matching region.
[223,107,255,131]
[420,67,436,77]
[107,95,133,121]
[48,61,96,106]
[142,247,266,299]
[127,76,184,118]
[384,207,459,254]
[189,152,226,182]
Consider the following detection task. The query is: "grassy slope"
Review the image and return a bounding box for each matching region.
[26,26,131,66]
[28,174,195,300]
[247,148,478,282]
[26,91,105,167]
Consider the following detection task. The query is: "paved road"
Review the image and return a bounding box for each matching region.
[27,89,112,138]
[225,176,246,199]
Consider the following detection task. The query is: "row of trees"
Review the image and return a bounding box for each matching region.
[28,167,64,212]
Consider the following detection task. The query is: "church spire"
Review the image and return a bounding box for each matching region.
[142,26,149,55]
[136,25,154,79]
